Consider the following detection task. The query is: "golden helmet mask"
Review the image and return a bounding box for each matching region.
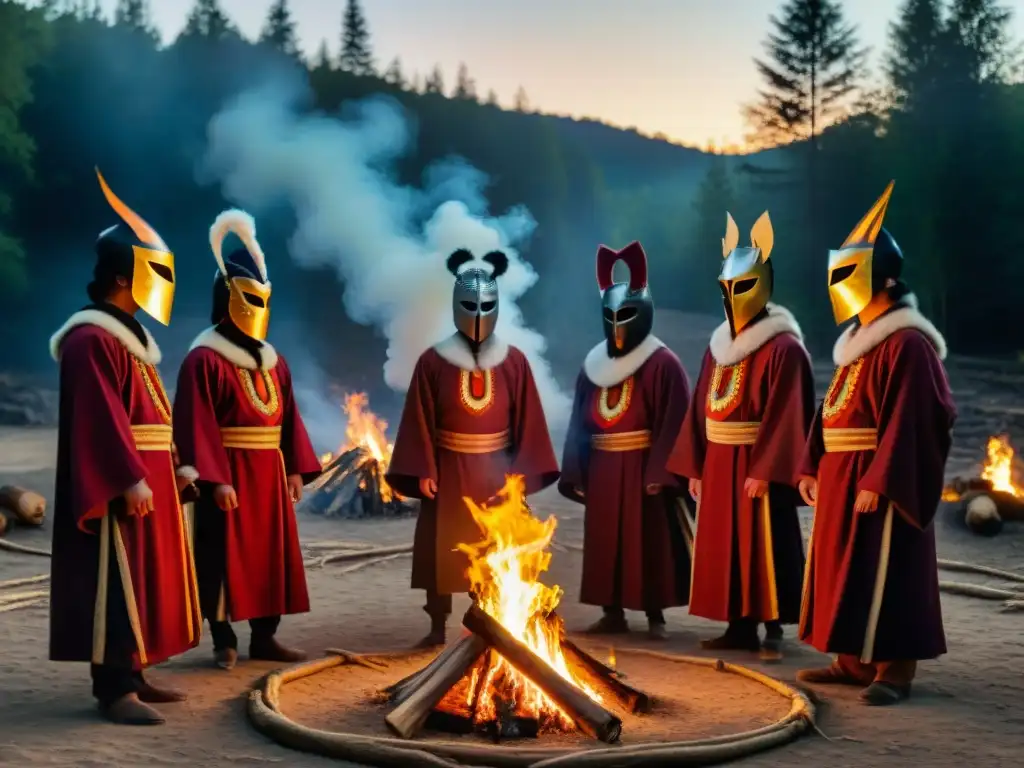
[719,211,774,336]
[828,181,894,325]
[209,209,272,341]
[95,168,175,325]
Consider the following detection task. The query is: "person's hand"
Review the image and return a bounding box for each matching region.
[798,476,817,508]
[214,484,239,511]
[419,478,438,499]
[287,474,304,503]
[124,480,154,517]
[744,478,769,499]
[854,489,880,514]
[645,483,662,495]
[176,474,194,493]
[688,478,701,500]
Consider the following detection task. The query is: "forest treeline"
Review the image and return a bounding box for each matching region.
[0,0,1021,372]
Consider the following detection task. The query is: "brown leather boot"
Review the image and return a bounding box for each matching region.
[249,637,307,663]
[100,693,164,725]
[136,676,187,703]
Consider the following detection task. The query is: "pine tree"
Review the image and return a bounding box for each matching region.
[424,65,444,94]
[182,0,235,40]
[338,0,374,75]
[944,0,1017,85]
[744,0,868,148]
[886,0,946,109]
[513,86,529,112]
[114,0,156,36]
[452,62,477,100]
[260,0,300,58]
[312,39,331,70]
[688,158,736,312]
[383,57,406,88]
[410,72,423,93]
[485,89,499,106]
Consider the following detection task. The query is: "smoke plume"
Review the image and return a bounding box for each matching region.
[200,77,571,430]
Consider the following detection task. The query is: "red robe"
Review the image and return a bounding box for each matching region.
[799,303,956,662]
[386,335,560,595]
[667,307,813,624]
[172,329,322,623]
[49,309,201,668]
[559,338,692,611]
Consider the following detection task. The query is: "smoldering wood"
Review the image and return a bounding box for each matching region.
[384,633,488,739]
[302,447,418,520]
[561,638,651,714]
[385,633,473,704]
[480,716,539,741]
[462,604,622,744]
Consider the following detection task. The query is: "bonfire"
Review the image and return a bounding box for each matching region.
[943,434,1024,535]
[382,475,647,743]
[304,393,416,518]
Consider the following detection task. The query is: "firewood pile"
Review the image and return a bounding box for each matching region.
[0,375,57,427]
[301,447,417,519]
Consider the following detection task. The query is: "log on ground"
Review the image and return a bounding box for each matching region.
[0,486,45,526]
[462,604,623,744]
[561,639,650,714]
[385,633,472,704]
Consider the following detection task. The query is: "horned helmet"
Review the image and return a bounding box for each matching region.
[447,248,509,347]
[719,211,774,336]
[596,241,654,357]
[209,209,272,340]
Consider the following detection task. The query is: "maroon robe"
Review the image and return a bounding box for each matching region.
[172,329,322,623]
[49,310,201,668]
[386,335,560,595]
[559,339,692,611]
[799,304,956,663]
[668,307,813,624]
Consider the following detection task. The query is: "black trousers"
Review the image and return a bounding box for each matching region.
[602,605,667,624]
[90,519,141,706]
[208,615,281,651]
[725,617,783,638]
[423,588,453,619]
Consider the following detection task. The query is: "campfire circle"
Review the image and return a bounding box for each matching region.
[248,473,817,766]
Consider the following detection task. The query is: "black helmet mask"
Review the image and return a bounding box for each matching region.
[596,241,654,358]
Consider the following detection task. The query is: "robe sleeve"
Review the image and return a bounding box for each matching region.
[276,355,323,484]
[858,331,956,529]
[556,370,589,504]
[385,353,438,499]
[644,349,691,489]
[60,330,148,531]
[172,350,232,489]
[748,335,815,487]
[665,348,712,480]
[799,405,825,479]
[509,351,561,495]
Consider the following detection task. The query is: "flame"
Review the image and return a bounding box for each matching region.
[457,475,602,727]
[321,392,399,502]
[980,434,1023,497]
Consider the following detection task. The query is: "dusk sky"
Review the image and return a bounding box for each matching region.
[101,0,1023,148]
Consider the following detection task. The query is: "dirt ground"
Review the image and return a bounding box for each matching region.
[0,421,1021,768]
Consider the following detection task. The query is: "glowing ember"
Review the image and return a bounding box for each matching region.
[321,392,399,502]
[981,434,1023,497]
[456,475,602,728]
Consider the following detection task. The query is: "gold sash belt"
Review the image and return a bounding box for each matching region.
[823,427,878,453]
[435,429,511,454]
[705,419,760,446]
[591,430,652,452]
[131,424,173,452]
[220,426,282,450]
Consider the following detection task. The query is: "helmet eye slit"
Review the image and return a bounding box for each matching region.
[732,277,758,295]
[460,300,478,312]
[480,301,496,312]
[149,262,173,282]
[830,265,857,285]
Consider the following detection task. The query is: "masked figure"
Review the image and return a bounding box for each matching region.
[173,209,322,670]
[386,248,560,647]
[797,182,956,705]
[667,212,813,660]
[559,241,692,639]
[48,169,201,725]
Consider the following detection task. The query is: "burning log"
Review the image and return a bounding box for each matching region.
[0,486,45,527]
[561,638,651,714]
[943,436,1024,536]
[385,633,474,705]
[384,633,488,739]
[462,604,623,744]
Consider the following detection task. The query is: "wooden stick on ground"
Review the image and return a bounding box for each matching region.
[336,552,410,575]
[303,540,386,551]
[0,597,47,614]
[304,544,413,569]
[0,573,49,590]
[462,604,623,744]
[385,633,472,704]
[939,581,1020,600]
[385,633,488,739]
[0,539,51,557]
[561,639,650,714]
[0,589,48,605]
[937,559,1024,584]
[1001,599,1024,612]
[0,486,46,526]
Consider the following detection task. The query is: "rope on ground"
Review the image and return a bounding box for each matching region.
[937,559,1024,584]
[939,581,1022,601]
[0,538,51,557]
[0,589,48,604]
[0,573,49,589]
[1000,599,1024,612]
[248,646,815,768]
[0,597,46,614]
[304,544,414,570]
[304,540,385,551]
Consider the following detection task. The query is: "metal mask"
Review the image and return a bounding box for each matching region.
[828,181,895,325]
[210,210,272,341]
[95,168,175,325]
[446,249,508,347]
[719,211,774,336]
[596,241,654,357]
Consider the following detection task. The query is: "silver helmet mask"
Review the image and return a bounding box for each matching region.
[596,241,654,358]
[446,248,509,347]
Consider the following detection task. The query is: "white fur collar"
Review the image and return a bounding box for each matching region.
[709,303,805,366]
[433,333,510,371]
[189,327,279,371]
[49,309,161,365]
[583,334,665,387]
[833,294,947,366]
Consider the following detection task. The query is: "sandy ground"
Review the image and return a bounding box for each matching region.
[0,424,1021,767]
